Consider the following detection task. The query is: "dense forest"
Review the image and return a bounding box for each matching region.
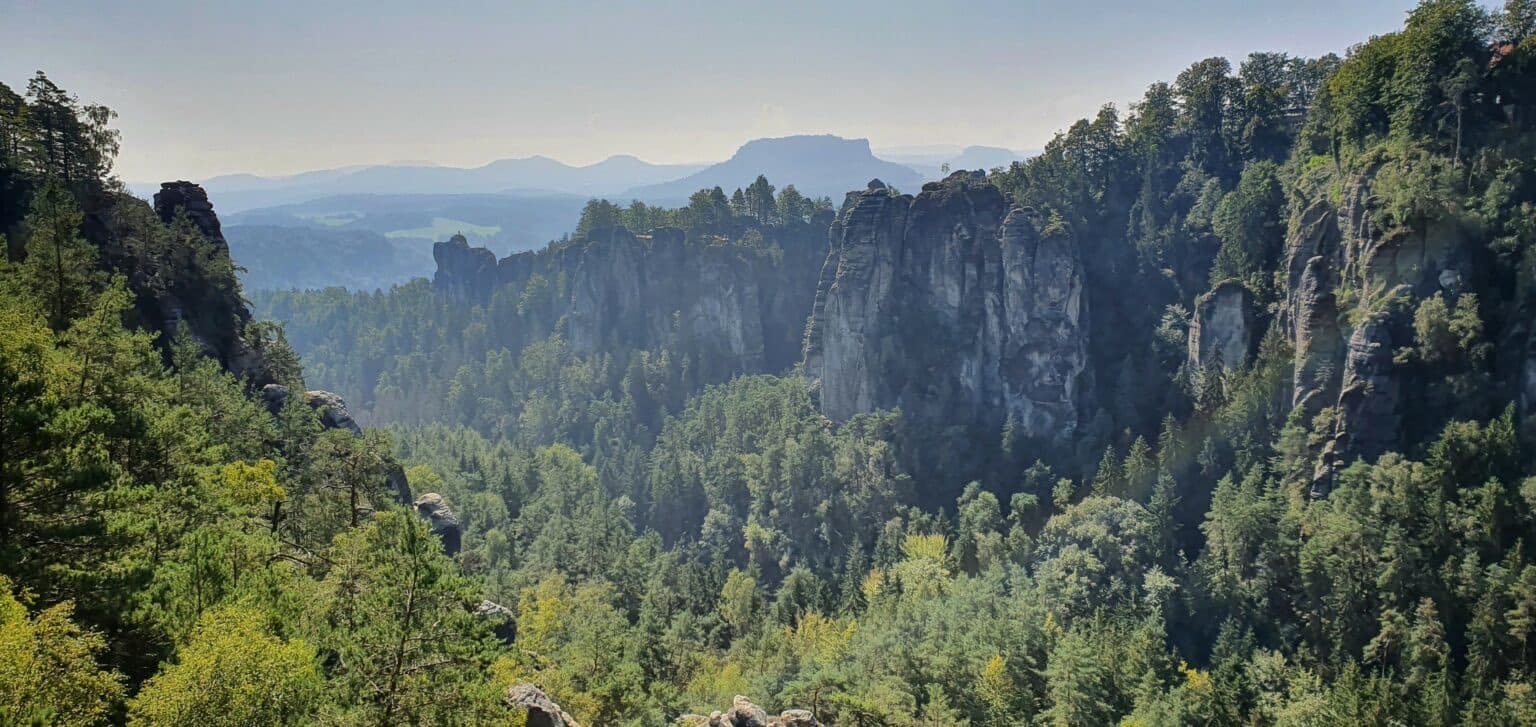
[6,1,1536,725]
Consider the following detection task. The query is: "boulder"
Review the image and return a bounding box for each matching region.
[260,383,291,413]
[475,599,516,644]
[679,697,819,727]
[724,695,770,727]
[412,493,462,556]
[505,684,582,727]
[305,390,362,435]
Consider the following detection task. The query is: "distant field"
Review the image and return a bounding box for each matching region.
[296,210,363,227]
[385,216,501,240]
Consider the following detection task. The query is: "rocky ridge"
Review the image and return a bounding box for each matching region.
[432,214,830,381]
[1280,162,1473,494]
[802,172,1090,442]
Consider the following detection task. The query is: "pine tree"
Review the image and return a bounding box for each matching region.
[17,180,100,331]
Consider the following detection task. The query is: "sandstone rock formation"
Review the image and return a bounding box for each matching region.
[1280,163,1470,495]
[1188,280,1258,371]
[431,216,829,383]
[154,180,228,249]
[142,181,269,382]
[505,684,583,727]
[803,172,1090,441]
[260,384,412,505]
[1313,305,1409,495]
[431,234,500,305]
[304,389,363,434]
[475,599,516,643]
[412,493,463,556]
[678,695,820,727]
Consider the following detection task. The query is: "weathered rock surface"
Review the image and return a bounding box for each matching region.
[803,172,1090,441]
[1280,163,1470,495]
[678,696,820,727]
[154,180,228,249]
[304,389,362,434]
[475,599,516,643]
[432,234,500,304]
[431,217,829,382]
[506,684,582,727]
[1188,280,1258,371]
[412,493,462,556]
[134,181,269,382]
[1313,305,1409,495]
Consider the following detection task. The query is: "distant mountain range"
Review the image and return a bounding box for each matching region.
[878,145,1030,181]
[133,155,707,213]
[130,135,1030,213]
[136,136,1030,290]
[623,135,928,203]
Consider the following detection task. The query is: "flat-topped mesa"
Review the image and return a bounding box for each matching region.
[803,171,1090,442]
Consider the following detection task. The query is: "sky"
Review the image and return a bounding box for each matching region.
[0,0,1475,183]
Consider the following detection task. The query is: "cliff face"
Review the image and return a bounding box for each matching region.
[431,215,830,380]
[1188,280,1258,372]
[1280,164,1474,494]
[147,181,272,382]
[803,172,1090,441]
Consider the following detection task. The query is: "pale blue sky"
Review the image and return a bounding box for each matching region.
[0,0,1473,182]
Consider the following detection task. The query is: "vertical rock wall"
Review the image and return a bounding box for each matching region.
[803,172,1090,441]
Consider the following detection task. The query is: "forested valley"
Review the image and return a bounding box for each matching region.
[7,2,1536,725]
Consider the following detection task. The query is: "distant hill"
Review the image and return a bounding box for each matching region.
[132,155,707,213]
[227,225,433,291]
[878,144,1032,181]
[625,135,925,203]
[226,192,590,257]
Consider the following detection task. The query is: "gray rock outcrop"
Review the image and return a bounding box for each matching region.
[430,219,829,383]
[505,684,582,727]
[142,181,268,382]
[1280,162,1470,496]
[803,171,1090,441]
[1188,280,1258,371]
[678,696,820,727]
[261,384,411,505]
[304,389,362,435]
[431,234,499,304]
[412,493,462,556]
[475,599,516,644]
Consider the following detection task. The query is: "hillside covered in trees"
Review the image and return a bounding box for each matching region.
[7,1,1536,725]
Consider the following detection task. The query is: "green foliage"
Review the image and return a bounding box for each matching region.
[127,607,322,727]
[0,576,123,727]
[6,6,1536,723]
[15,180,100,331]
[306,510,491,724]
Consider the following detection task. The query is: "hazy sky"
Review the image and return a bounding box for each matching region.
[1,0,1464,182]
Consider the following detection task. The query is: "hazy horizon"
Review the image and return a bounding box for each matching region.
[2,0,1484,183]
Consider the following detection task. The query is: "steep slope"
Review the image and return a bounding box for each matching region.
[803,172,1090,442]
[432,208,833,380]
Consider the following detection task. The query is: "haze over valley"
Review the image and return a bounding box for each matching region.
[3,1,1536,725]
